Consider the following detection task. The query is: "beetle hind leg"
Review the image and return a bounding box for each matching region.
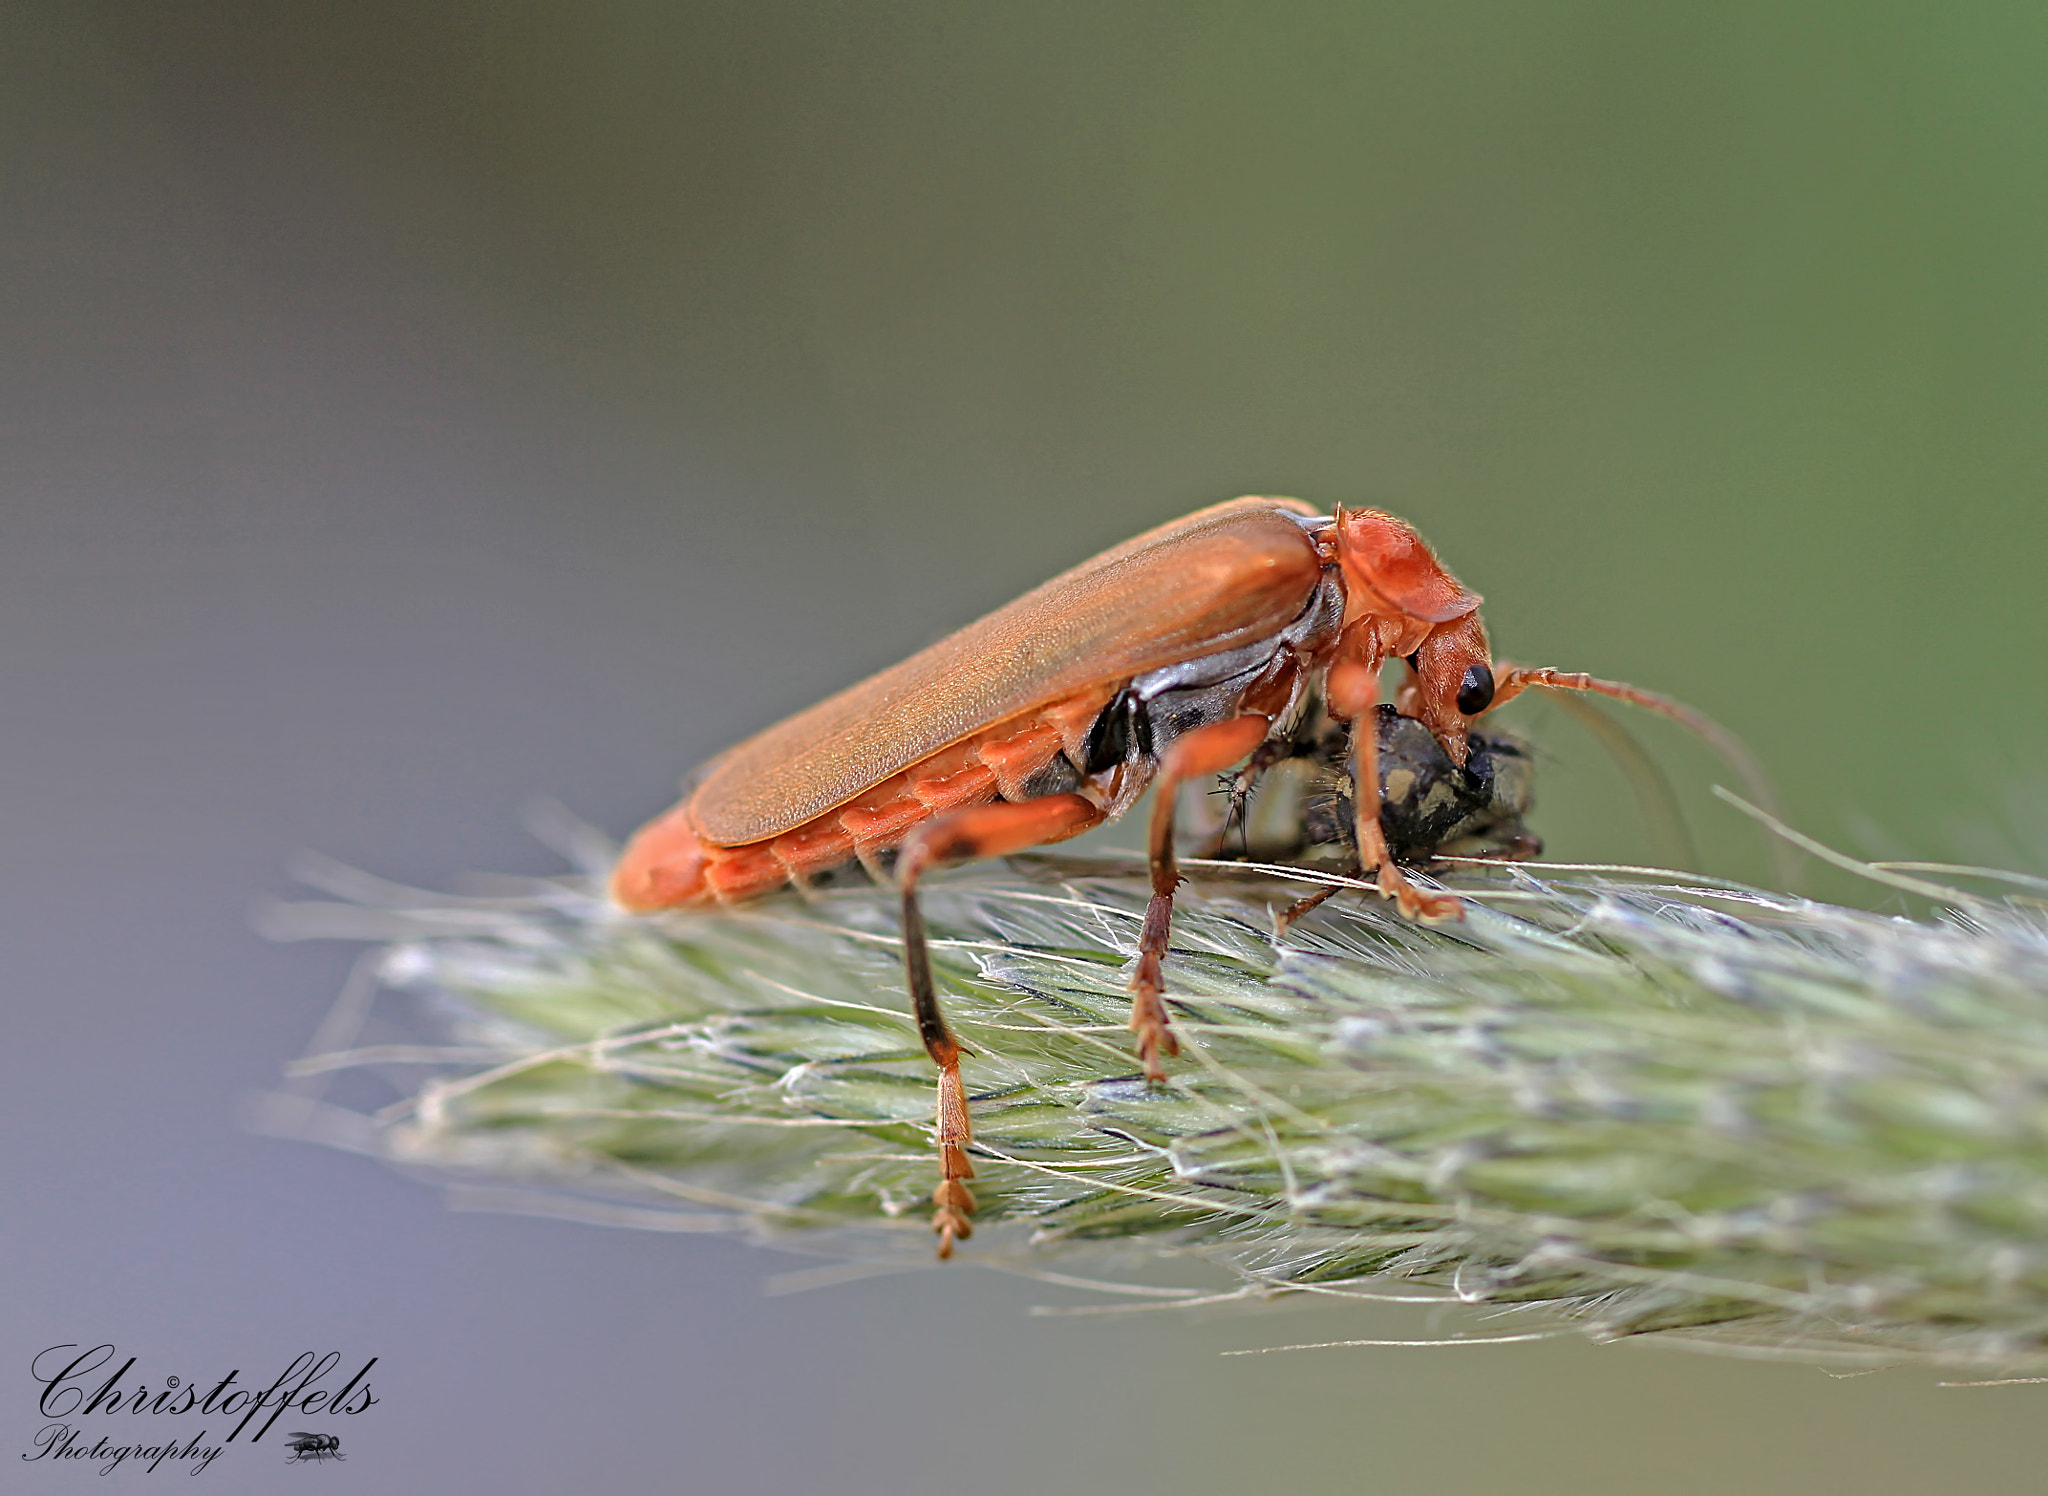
[896,794,1102,1256]
[897,882,977,1256]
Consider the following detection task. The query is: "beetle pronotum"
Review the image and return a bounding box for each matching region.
[612,497,1748,1253]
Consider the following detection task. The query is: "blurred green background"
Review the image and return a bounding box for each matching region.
[110,0,2048,884]
[10,3,2048,1491]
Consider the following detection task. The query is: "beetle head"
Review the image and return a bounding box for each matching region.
[1402,612,1496,765]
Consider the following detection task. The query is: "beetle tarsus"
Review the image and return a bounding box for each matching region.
[1128,948,1180,1083]
[931,1054,977,1255]
[1371,858,1463,923]
[1130,997,1179,1083]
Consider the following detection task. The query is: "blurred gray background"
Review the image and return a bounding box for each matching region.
[7,3,2048,1491]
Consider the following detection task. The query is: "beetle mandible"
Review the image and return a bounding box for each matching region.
[612,497,1728,1254]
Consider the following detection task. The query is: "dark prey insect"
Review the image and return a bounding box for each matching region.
[1217,699,1539,868]
[611,497,1755,1253]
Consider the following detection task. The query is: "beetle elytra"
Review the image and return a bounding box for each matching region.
[612,497,1746,1254]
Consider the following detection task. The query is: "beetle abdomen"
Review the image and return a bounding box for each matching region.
[610,684,1118,910]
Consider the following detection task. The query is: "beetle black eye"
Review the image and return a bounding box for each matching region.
[1456,664,1495,716]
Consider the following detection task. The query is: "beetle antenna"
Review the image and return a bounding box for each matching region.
[1491,665,1797,890]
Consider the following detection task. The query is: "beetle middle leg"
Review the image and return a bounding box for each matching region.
[1130,712,1277,1080]
[1276,880,1345,932]
[896,793,1102,1256]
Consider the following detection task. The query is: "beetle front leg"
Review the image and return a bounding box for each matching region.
[897,794,1102,1256]
[1131,713,1276,1080]
[1328,657,1462,923]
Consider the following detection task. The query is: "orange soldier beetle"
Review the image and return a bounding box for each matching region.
[612,497,1748,1254]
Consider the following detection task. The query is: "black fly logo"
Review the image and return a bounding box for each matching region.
[284,1432,343,1464]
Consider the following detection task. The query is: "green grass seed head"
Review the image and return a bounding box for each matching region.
[261,832,2048,1372]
